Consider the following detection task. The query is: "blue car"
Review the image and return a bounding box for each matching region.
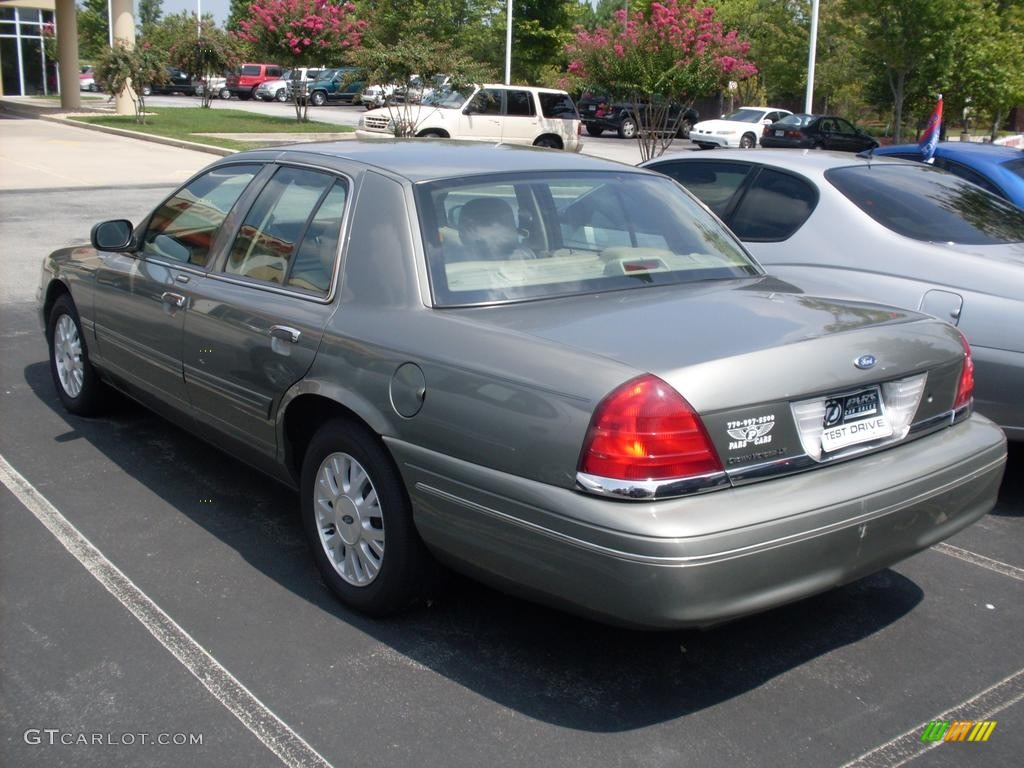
[870,141,1024,208]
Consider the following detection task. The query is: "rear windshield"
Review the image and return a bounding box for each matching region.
[722,109,769,123]
[826,163,1024,245]
[539,92,579,119]
[774,114,815,127]
[416,172,759,306]
[241,65,261,76]
[1004,157,1024,180]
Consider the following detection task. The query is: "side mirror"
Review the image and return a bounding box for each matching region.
[91,220,135,251]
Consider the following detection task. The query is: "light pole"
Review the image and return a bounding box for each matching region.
[504,0,512,85]
[804,0,819,114]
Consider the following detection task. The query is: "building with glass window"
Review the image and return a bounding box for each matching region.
[0,0,56,96]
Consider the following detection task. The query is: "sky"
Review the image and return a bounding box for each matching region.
[158,0,230,26]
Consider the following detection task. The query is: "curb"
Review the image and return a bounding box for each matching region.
[40,113,235,157]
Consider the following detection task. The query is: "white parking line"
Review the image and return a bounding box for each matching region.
[0,454,333,768]
[840,666,1024,767]
[932,542,1024,582]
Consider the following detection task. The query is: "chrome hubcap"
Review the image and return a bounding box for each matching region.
[54,314,84,398]
[315,452,385,586]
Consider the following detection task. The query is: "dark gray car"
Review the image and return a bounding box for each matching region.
[38,141,1006,628]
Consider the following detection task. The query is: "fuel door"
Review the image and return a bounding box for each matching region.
[919,289,963,326]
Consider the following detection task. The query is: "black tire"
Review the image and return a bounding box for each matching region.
[219,88,231,100]
[533,135,562,149]
[141,85,152,97]
[88,83,98,93]
[618,117,638,140]
[310,90,327,107]
[301,418,431,615]
[275,88,287,103]
[695,142,714,150]
[739,133,756,149]
[47,294,105,416]
[417,129,448,138]
[586,125,604,137]
[676,119,693,139]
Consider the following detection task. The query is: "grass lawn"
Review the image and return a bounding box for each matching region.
[70,107,352,151]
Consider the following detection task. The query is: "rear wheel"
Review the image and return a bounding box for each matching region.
[301,419,431,615]
[47,295,105,416]
[739,133,756,149]
[618,117,638,140]
[310,90,326,107]
[533,135,562,149]
[676,119,694,139]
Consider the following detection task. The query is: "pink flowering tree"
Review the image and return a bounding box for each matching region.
[566,1,757,159]
[235,0,366,120]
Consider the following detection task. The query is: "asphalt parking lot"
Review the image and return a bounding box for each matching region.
[1,115,1022,768]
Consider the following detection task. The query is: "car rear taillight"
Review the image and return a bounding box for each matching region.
[784,130,802,138]
[954,331,975,411]
[579,375,722,481]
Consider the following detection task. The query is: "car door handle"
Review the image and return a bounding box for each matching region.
[269,325,301,343]
[161,291,187,308]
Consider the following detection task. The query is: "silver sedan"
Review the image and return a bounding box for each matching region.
[39,141,1006,627]
[644,149,1024,442]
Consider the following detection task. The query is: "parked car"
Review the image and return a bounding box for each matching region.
[357,85,582,151]
[79,65,100,92]
[577,93,700,139]
[307,67,365,106]
[870,141,1024,208]
[224,63,285,101]
[38,141,1005,628]
[141,67,201,97]
[201,75,229,100]
[642,149,1024,440]
[690,106,793,149]
[254,67,323,102]
[759,113,879,152]
[360,82,400,109]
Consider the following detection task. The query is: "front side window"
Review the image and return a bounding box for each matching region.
[142,164,261,266]
[826,164,1024,245]
[650,160,754,217]
[224,167,347,294]
[468,89,503,115]
[417,172,759,306]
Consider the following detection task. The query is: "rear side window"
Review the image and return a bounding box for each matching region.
[649,160,753,217]
[506,90,535,117]
[934,159,1002,197]
[241,65,260,76]
[224,167,347,294]
[826,164,1024,244]
[539,92,579,119]
[729,168,818,241]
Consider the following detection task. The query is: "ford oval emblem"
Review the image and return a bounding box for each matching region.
[855,354,877,370]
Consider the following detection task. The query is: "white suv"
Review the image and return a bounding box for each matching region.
[691,106,793,149]
[356,84,582,151]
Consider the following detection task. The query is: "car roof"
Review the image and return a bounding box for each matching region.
[642,148,915,175]
[225,139,646,184]
[876,141,1023,166]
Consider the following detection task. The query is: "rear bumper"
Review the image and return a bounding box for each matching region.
[390,415,1006,628]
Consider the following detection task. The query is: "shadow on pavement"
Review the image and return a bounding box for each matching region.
[21,359,965,731]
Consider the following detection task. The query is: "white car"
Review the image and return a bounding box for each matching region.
[356,84,582,151]
[254,67,323,102]
[691,106,793,149]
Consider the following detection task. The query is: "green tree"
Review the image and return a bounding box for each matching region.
[78,0,110,60]
[351,33,494,136]
[147,13,244,108]
[844,0,960,142]
[138,0,164,35]
[567,1,757,159]
[486,0,580,85]
[96,41,168,123]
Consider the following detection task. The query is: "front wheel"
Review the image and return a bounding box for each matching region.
[275,88,288,103]
[739,133,756,149]
[586,125,604,137]
[302,419,431,615]
[48,295,105,416]
[676,119,693,139]
[618,117,637,140]
[310,90,326,107]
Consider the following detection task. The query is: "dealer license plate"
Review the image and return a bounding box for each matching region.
[820,386,892,453]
